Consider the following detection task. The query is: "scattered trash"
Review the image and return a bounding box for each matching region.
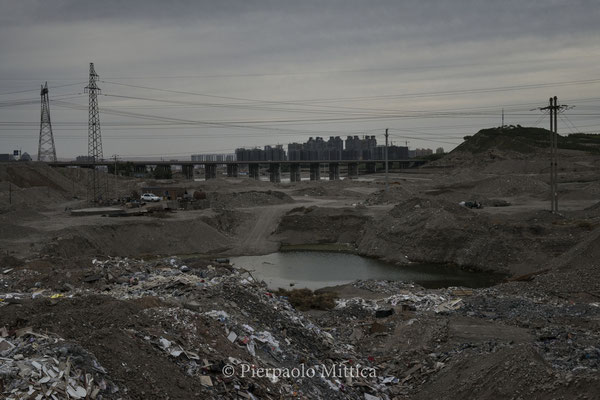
[0,329,116,399]
[227,331,238,343]
[459,200,483,209]
[199,375,213,387]
[2,254,598,399]
[434,298,464,313]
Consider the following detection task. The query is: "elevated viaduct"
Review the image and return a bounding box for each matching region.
[49,159,427,182]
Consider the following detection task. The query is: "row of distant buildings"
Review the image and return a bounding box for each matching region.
[208,136,438,163]
[189,136,438,163]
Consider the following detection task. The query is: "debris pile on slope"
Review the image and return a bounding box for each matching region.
[0,328,117,399]
[3,256,600,399]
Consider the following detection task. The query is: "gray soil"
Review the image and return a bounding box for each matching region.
[1,147,599,399]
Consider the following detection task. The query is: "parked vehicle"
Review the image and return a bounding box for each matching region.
[140,193,161,202]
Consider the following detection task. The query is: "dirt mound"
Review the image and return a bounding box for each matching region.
[453,126,553,155]
[290,185,363,198]
[0,163,91,193]
[0,201,49,221]
[424,174,549,204]
[413,343,598,400]
[206,190,293,209]
[364,186,415,205]
[357,197,582,272]
[528,227,600,299]
[0,184,72,211]
[274,206,369,245]
[199,209,250,236]
[291,186,336,197]
[432,127,600,174]
[452,126,600,157]
[42,218,233,258]
[470,175,549,197]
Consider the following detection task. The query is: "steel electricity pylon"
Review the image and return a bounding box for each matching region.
[84,63,103,203]
[85,63,103,162]
[37,82,57,162]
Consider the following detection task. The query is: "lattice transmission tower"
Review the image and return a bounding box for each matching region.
[37,82,57,162]
[84,63,103,203]
[85,63,103,162]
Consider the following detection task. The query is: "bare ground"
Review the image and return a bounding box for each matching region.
[1,155,600,399]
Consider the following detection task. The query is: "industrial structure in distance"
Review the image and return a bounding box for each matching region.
[234,135,417,162]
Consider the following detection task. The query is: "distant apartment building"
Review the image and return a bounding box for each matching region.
[288,136,343,161]
[235,145,286,162]
[343,135,377,160]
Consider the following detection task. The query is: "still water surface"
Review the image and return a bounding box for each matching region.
[230,251,503,290]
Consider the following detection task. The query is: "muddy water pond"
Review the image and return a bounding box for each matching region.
[230,251,504,291]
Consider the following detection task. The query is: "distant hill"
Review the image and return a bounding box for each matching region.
[453,126,600,155]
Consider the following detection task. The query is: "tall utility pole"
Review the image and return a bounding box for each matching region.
[539,96,567,213]
[502,108,504,126]
[385,128,389,192]
[85,63,103,203]
[552,96,559,213]
[37,82,57,162]
[113,154,118,200]
[551,97,557,213]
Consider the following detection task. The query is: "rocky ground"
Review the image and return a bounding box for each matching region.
[1,135,599,399]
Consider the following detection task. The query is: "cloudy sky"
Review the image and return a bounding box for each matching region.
[1,0,599,159]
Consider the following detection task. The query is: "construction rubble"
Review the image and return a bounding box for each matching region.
[0,328,116,399]
[2,256,599,399]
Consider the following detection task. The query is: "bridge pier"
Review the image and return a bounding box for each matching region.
[328,163,340,180]
[226,164,238,178]
[309,163,321,181]
[204,164,217,180]
[366,162,376,174]
[269,163,281,183]
[248,164,260,180]
[134,165,147,176]
[182,164,194,179]
[289,164,301,182]
[347,162,359,179]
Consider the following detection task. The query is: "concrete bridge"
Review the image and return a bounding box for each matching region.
[49,159,427,182]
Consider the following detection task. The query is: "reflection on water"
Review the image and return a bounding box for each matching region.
[230,251,504,290]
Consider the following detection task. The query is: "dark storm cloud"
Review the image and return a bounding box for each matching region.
[3,0,599,40]
[0,0,599,157]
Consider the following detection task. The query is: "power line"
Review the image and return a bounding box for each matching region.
[100,77,600,107]
[0,82,87,96]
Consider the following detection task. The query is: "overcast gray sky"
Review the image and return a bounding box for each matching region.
[1,0,599,159]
